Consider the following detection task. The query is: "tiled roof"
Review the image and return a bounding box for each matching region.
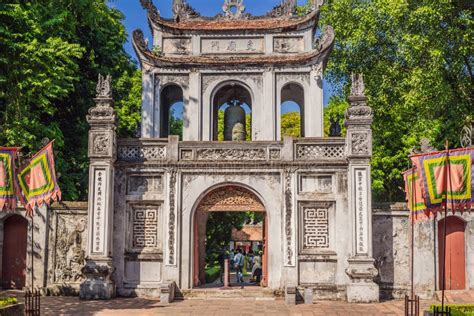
[149,10,319,32]
[132,26,334,68]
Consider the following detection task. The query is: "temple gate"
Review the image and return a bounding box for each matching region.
[79,0,380,303]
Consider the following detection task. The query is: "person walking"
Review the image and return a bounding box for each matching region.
[229,249,235,271]
[252,251,262,285]
[218,248,226,284]
[233,249,244,284]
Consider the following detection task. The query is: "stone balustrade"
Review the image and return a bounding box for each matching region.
[116,137,347,163]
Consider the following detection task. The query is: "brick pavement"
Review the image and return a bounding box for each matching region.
[10,295,438,316]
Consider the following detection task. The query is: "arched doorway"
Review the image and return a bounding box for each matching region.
[212,82,252,141]
[2,215,28,289]
[193,185,268,288]
[438,216,466,290]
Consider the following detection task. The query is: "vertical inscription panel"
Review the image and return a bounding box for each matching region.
[355,169,368,255]
[91,168,107,255]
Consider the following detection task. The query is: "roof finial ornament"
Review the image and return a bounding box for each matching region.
[266,0,296,18]
[350,73,365,97]
[222,0,246,19]
[139,0,160,20]
[173,0,200,21]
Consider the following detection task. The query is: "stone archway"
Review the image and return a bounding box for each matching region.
[193,185,267,287]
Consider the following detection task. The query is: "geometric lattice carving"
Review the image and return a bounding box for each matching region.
[133,208,158,248]
[301,206,330,251]
[296,144,345,160]
[303,208,329,249]
[118,145,166,161]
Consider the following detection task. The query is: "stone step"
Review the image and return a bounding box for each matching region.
[180,288,280,300]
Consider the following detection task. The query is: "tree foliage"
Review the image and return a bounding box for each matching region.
[0,1,140,200]
[317,0,473,201]
[281,112,302,138]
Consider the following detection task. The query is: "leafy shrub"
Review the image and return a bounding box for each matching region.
[430,304,474,316]
[205,264,221,284]
[0,297,17,307]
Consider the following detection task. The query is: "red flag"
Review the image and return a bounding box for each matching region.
[17,142,61,215]
[0,147,19,211]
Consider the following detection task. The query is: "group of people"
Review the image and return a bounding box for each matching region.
[219,248,263,285]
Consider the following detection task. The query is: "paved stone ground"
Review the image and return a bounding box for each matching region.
[7,294,435,316]
[5,290,473,315]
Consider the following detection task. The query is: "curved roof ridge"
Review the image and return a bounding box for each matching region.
[132,25,335,68]
[139,0,321,33]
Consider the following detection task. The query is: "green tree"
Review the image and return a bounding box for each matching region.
[315,0,473,201]
[0,1,140,200]
[281,112,302,138]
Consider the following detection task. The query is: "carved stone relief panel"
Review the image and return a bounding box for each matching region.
[298,202,334,254]
[298,174,333,194]
[88,131,113,158]
[127,175,163,195]
[201,37,264,54]
[350,132,370,155]
[202,74,263,94]
[195,148,266,161]
[156,74,190,90]
[274,37,305,54]
[197,186,265,212]
[127,204,162,254]
[162,37,191,55]
[50,211,88,284]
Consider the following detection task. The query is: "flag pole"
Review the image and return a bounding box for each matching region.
[410,166,415,301]
[441,140,450,311]
[31,210,34,291]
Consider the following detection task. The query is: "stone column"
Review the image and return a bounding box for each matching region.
[306,63,324,137]
[344,74,379,303]
[80,74,117,300]
[141,69,156,138]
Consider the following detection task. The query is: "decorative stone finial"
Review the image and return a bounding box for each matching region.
[266,0,296,18]
[173,0,200,21]
[350,73,365,97]
[88,74,116,124]
[96,74,112,99]
[140,0,160,19]
[222,0,246,19]
[345,73,373,123]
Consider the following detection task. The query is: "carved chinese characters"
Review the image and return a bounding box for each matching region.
[355,169,368,254]
[201,38,264,54]
[92,168,107,254]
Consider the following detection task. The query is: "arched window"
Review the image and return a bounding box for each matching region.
[160,84,184,139]
[280,83,304,138]
[212,83,252,141]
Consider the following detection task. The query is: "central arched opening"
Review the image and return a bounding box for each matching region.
[193,185,268,288]
[212,82,252,141]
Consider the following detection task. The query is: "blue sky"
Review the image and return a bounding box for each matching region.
[108,0,332,113]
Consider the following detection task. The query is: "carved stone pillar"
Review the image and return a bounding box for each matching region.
[344,74,379,303]
[80,74,117,300]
